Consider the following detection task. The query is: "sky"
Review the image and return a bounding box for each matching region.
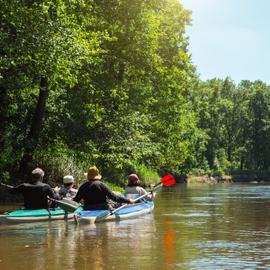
[180,0,270,84]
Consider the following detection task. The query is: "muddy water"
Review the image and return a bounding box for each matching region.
[1,183,270,270]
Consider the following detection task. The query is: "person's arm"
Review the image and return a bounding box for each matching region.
[138,187,147,196]
[47,185,60,200]
[8,184,24,194]
[73,186,83,203]
[138,187,153,201]
[101,183,131,203]
[58,187,66,199]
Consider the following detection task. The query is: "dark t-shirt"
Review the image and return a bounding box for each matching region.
[74,180,130,210]
[9,181,58,210]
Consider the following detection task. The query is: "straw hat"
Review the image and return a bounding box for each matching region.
[85,166,102,180]
[63,175,74,184]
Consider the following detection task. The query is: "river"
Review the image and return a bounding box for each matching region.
[1,183,270,269]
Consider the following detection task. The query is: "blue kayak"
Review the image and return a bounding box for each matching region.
[75,201,154,224]
[0,208,79,223]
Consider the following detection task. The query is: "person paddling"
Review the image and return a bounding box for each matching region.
[125,174,154,201]
[9,168,59,210]
[73,166,133,210]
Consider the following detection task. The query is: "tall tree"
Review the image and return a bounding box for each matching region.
[0,0,104,176]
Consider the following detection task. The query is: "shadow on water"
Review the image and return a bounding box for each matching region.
[1,183,270,269]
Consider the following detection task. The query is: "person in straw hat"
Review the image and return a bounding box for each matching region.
[73,166,133,210]
[9,167,59,209]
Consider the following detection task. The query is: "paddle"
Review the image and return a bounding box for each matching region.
[48,197,82,213]
[95,174,176,222]
[0,182,14,189]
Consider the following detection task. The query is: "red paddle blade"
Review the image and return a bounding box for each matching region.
[161,175,176,186]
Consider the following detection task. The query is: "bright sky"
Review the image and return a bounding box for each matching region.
[180,0,270,84]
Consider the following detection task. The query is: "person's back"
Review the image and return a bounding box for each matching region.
[10,182,55,209]
[75,180,114,208]
[125,185,147,197]
[59,186,77,200]
[74,166,131,210]
[125,174,153,201]
[9,168,58,210]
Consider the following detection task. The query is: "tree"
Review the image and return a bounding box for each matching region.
[0,0,105,177]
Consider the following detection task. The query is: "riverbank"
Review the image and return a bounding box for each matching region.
[187,175,232,184]
[187,172,270,184]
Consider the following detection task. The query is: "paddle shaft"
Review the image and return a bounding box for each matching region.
[0,182,14,188]
[48,197,81,212]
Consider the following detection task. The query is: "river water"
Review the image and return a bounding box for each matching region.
[1,183,270,270]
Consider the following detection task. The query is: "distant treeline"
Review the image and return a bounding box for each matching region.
[1,1,270,184]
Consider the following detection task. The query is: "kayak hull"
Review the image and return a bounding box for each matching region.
[76,201,154,224]
[0,208,75,224]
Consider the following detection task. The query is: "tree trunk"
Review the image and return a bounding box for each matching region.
[0,78,7,151]
[0,73,8,152]
[18,77,49,178]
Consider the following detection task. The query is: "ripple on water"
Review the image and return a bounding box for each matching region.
[176,257,265,270]
[181,202,223,206]
[177,239,270,270]
[174,221,207,226]
[162,211,221,217]
[192,197,222,201]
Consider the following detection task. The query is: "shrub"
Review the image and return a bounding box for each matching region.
[33,139,92,186]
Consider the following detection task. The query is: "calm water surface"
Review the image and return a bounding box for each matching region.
[1,183,270,270]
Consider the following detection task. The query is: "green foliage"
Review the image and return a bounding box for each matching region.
[193,78,270,175]
[4,0,270,186]
[130,163,160,186]
[32,139,91,186]
[103,181,125,193]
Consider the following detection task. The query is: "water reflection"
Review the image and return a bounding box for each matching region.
[162,221,176,269]
[1,184,270,269]
[0,214,157,270]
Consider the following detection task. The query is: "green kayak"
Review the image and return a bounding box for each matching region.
[0,208,78,223]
